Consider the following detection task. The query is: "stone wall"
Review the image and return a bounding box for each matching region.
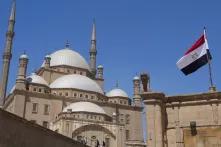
[166,92,221,147]
[143,91,221,147]
[0,109,88,147]
[183,127,221,147]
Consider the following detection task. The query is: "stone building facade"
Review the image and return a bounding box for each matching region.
[142,91,221,147]
[1,2,220,147]
[0,109,88,147]
[0,2,145,147]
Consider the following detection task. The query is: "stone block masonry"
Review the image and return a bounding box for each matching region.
[0,109,88,147]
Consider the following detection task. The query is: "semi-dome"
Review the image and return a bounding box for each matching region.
[26,73,49,86]
[133,76,140,80]
[45,54,51,59]
[20,54,28,59]
[97,65,103,68]
[63,102,106,115]
[44,48,89,70]
[106,88,128,98]
[50,74,104,94]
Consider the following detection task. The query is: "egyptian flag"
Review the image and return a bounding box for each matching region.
[176,32,212,75]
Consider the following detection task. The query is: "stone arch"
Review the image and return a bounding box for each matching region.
[72,124,116,139]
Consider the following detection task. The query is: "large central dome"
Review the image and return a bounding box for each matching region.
[50,74,104,94]
[47,48,90,70]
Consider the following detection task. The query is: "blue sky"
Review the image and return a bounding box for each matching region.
[0,0,221,97]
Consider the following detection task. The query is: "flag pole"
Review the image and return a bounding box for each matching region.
[204,27,216,92]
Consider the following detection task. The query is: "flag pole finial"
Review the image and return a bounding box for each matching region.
[203,27,207,37]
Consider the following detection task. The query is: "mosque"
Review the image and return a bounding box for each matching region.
[0,2,146,147]
[2,2,221,147]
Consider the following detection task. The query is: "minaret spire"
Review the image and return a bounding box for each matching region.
[116,80,119,88]
[10,0,16,21]
[89,19,97,77]
[91,19,96,41]
[65,40,70,48]
[0,1,16,106]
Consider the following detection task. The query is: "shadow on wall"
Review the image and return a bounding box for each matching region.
[0,109,88,147]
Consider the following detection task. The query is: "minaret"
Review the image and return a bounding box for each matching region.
[133,76,142,106]
[89,20,97,78]
[16,53,29,90]
[44,55,51,68]
[97,65,103,79]
[96,65,104,90]
[0,1,16,106]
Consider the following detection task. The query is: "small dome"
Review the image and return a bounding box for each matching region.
[20,54,28,59]
[26,73,49,86]
[63,102,106,115]
[133,76,139,80]
[43,48,89,70]
[50,74,104,94]
[45,55,51,59]
[97,65,103,68]
[106,88,128,98]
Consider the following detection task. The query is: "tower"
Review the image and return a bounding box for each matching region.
[96,65,104,90]
[12,53,29,117]
[140,72,150,92]
[44,55,51,68]
[133,76,142,106]
[97,65,103,79]
[15,53,29,90]
[0,1,16,106]
[141,73,166,147]
[142,92,166,147]
[89,20,97,78]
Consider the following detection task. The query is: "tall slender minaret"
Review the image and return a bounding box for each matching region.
[15,53,29,90]
[133,76,142,106]
[0,1,16,106]
[89,20,97,78]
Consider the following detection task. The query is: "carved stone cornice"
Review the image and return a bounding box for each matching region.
[167,92,221,102]
[7,89,143,112]
[142,92,166,105]
[166,92,221,107]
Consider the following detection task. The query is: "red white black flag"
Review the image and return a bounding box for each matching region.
[176,32,212,75]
